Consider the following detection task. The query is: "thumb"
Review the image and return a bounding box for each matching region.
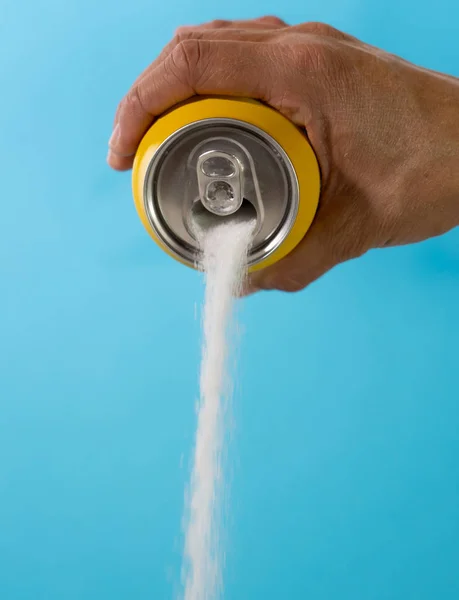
[241,198,370,295]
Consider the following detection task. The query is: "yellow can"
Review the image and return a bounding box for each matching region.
[132,97,320,272]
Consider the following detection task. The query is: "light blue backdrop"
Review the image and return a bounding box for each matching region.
[1,1,458,599]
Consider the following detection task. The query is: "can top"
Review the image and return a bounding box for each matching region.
[143,119,299,267]
[133,98,321,271]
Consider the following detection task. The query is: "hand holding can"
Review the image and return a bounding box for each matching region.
[108,17,459,294]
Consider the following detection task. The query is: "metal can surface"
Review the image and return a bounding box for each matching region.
[132,97,320,272]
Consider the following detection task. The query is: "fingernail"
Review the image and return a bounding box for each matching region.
[108,124,120,151]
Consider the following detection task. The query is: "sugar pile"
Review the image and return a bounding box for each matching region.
[182,218,255,600]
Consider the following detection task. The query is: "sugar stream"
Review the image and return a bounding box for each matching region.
[182,219,255,600]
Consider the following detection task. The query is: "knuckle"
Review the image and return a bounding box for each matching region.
[301,21,343,38]
[170,40,210,88]
[124,84,145,114]
[172,29,198,45]
[180,39,201,68]
[306,22,336,36]
[208,19,230,29]
[175,19,229,34]
[259,15,286,26]
[170,40,199,78]
[174,26,193,37]
[180,39,213,87]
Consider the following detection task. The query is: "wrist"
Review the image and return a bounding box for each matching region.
[410,70,459,240]
[432,95,459,234]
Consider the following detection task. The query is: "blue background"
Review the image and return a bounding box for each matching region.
[1,1,458,598]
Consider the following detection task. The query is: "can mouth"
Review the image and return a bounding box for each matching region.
[186,197,259,240]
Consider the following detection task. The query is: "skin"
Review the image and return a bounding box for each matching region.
[107,16,459,294]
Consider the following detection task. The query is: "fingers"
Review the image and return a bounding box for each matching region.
[138,38,273,113]
[107,17,350,170]
[113,17,285,114]
[177,15,287,32]
[108,16,288,168]
[108,39,275,169]
[289,21,356,42]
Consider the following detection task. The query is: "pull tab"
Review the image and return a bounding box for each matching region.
[196,150,244,216]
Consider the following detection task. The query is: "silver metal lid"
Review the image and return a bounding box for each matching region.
[143,118,299,267]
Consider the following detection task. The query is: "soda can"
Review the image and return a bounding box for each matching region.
[132,97,320,271]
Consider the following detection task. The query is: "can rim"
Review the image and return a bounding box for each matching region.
[142,118,299,269]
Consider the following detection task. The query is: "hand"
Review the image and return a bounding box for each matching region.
[108,17,459,293]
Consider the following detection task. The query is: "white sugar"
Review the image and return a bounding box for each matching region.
[182,218,254,600]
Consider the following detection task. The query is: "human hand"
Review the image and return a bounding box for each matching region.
[108,16,459,293]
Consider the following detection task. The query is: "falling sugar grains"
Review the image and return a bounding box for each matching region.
[182,218,255,600]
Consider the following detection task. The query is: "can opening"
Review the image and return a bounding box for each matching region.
[189,197,257,236]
